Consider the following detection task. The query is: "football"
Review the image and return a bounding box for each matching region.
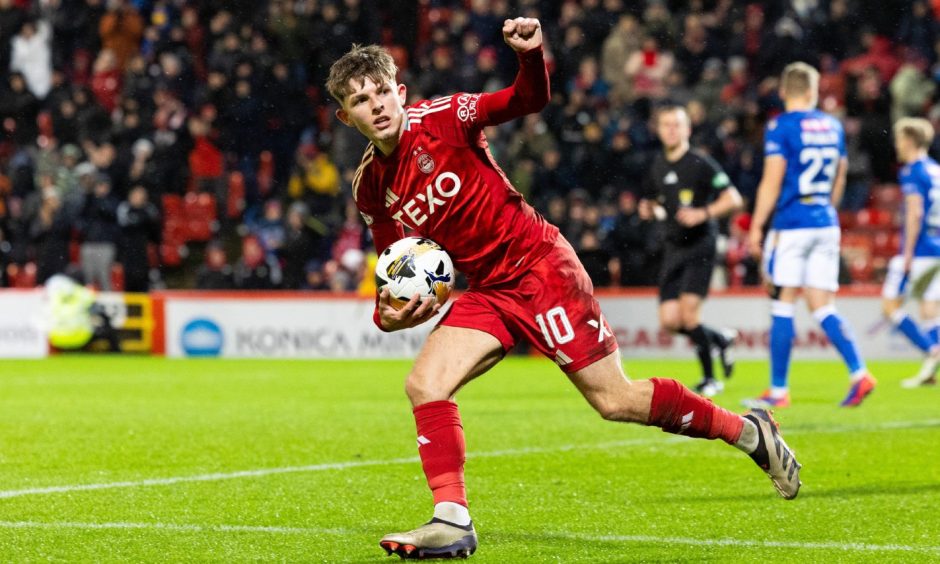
[375,237,455,309]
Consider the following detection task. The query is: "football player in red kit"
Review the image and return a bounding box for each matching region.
[328,18,801,560]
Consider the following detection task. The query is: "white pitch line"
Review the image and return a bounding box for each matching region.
[0,520,329,535]
[0,418,937,502]
[548,532,940,555]
[1,521,937,555]
[0,437,678,501]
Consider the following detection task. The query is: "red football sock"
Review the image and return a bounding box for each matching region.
[413,400,467,507]
[646,378,743,444]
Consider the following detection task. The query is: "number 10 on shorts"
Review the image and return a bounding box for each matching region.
[535,307,574,348]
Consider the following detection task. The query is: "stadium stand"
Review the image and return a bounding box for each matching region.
[0,1,936,290]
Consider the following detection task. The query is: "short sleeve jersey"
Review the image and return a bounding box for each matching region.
[763,110,846,230]
[899,156,940,257]
[644,149,732,246]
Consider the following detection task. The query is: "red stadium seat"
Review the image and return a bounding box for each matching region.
[182,192,216,241]
[162,218,187,243]
[160,243,183,267]
[849,255,873,283]
[110,263,124,291]
[227,172,245,219]
[162,194,183,217]
[872,230,894,259]
[8,262,38,288]
[855,209,872,228]
[838,211,856,230]
[186,219,212,242]
[872,184,902,211]
[257,150,274,198]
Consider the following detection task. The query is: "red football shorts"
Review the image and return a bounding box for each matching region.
[439,237,618,373]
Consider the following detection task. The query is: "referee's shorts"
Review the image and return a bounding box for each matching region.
[658,237,716,302]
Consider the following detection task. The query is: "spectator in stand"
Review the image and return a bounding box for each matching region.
[897,1,937,63]
[303,259,329,290]
[187,115,224,206]
[0,224,10,287]
[847,65,895,182]
[725,213,760,287]
[55,144,84,199]
[287,144,341,227]
[10,17,52,100]
[29,190,70,284]
[607,191,659,286]
[282,201,319,290]
[116,185,160,292]
[601,14,641,105]
[625,35,673,101]
[0,72,39,147]
[577,229,611,287]
[889,63,935,123]
[98,0,143,71]
[127,138,159,193]
[252,199,286,262]
[262,61,306,190]
[196,240,234,290]
[0,0,26,74]
[0,1,937,291]
[79,174,119,290]
[90,49,121,113]
[234,235,281,290]
[331,199,366,262]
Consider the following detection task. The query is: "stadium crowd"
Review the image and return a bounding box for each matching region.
[0,0,936,291]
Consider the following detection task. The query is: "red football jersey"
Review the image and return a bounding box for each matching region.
[354,48,559,292]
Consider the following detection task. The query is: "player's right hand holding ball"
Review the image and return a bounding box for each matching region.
[378,287,441,331]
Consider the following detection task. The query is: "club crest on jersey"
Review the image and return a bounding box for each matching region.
[416,151,435,174]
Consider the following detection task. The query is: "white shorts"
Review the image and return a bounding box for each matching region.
[762,226,840,292]
[881,255,940,300]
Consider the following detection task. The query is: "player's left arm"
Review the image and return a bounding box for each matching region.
[470,18,549,126]
[748,155,786,258]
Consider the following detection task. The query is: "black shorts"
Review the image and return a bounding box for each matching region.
[658,238,716,302]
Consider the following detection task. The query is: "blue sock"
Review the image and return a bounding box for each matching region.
[891,311,933,353]
[770,301,796,389]
[814,305,864,374]
[928,320,940,346]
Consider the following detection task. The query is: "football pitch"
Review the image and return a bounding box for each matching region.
[0,356,937,562]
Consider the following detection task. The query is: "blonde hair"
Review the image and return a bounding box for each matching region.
[326,44,398,105]
[780,61,819,103]
[894,117,935,149]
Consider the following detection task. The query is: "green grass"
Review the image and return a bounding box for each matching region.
[0,356,938,562]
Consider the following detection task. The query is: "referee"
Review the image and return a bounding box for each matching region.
[639,105,743,396]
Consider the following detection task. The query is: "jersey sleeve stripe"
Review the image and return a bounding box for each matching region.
[407,105,451,119]
[352,144,375,202]
[406,96,453,116]
[406,105,451,123]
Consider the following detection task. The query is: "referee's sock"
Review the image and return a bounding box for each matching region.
[702,325,730,348]
[682,325,715,381]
